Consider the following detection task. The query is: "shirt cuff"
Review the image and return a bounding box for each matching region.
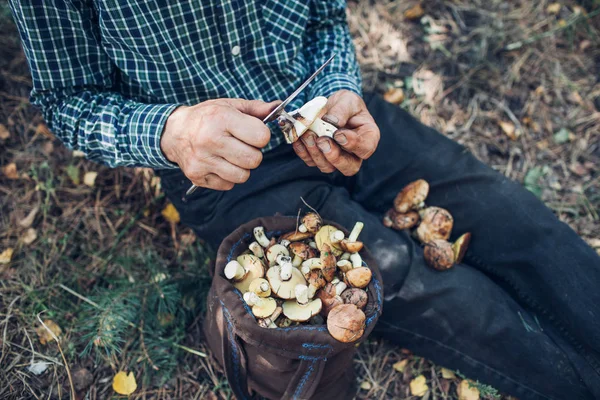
[308,73,363,99]
[126,103,181,170]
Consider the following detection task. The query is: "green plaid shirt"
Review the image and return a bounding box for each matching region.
[9,0,362,169]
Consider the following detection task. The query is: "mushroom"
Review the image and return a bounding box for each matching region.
[249,241,264,258]
[327,304,366,343]
[337,259,353,273]
[329,230,345,244]
[233,254,265,293]
[277,97,337,143]
[345,267,372,288]
[279,239,291,247]
[341,221,364,251]
[384,209,420,230]
[424,239,455,270]
[340,288,368,309]
[316,283,343,317]
[253,226,271,248]
[350,253,363,268]
[315,225,343,256]
[267,265,307,299]
[302,212,323,234]
[334,281,347,296]
[306,270,326,298]
[266,244,289,266]
[452,232,471,263]
[280,230,313,242]
[224,260,246,281]
[243,292,277,318]
[248,278,271,297]
[394,179,429,213]
[339,252,351,261]
[278,257,294,281]
[289,242,310,267]
[300,258,322,276]
[282,298,323,322]
[416,207,453,243]
[258,306,282,329]
[320,243,337,282]
[308,241,318,249]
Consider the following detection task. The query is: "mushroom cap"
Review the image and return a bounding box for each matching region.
[233,254,265,293]
[385,209,420,230]
[281,230,314,242]
[252,297,277,318]
[282,298,323,322]
[327,304,366,343]
[424,239,455,270]
[267,265,307,299]
[452,232,472,263]
[320,243,337,282]
[266,244,290,266]
[289,242,311,259]
[345,267,372,289]
[340,240,364,253]
[315,225,343,256]
[307,270,326,290]
[316,288,343,317]
[248,278,271,297]
[302,212,323,234]
[340,288,368,310]
[416,207,454,243]
[394,179,430,213]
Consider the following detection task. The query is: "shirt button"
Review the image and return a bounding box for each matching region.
[231,45,241,56]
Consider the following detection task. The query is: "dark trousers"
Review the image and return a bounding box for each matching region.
[157,93,600,400]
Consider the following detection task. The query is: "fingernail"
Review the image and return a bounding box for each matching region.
[334,132,347,145]
[317,140,331,153]
[305,135,315,147]
[322,114,339,126]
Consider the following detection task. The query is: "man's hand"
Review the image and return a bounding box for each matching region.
[292,90,380,176]
[161,99,279,191]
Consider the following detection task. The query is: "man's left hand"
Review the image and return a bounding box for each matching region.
[292,90,380,176]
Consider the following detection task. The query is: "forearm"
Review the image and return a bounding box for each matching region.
[33,88,180,169]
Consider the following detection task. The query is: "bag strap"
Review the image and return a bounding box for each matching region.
[220,308,253,399]
[281,356,328,400]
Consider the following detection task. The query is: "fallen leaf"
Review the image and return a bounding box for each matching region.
[567,92,583,105]
[404,4,425,20]
[384,87,405,105]
[393,359,408,373]
[113,371,137,395]
[534,86,545,96]
[457,379,480,400]
[35,319,62,345]
[440,367,456,379]
[19,206,39,228]
[360,381,372,390]
[498,121,519,140]
[412,69,443,104]
[0,248,14,264]
[0,124,9,140]
[27,361,51,375]
[535,139,549,150]
[524,166,544,198]
[547,3,561,14]
[180,232,196,246]
[410,375,429,397]
[569,162,587,176]
[553,128,570,144]
[22,228,38,245]
[66,165,80,185]
[83,171,98,187]
[161,203,180,224]
[572,6,586,15]
[557,19,567,27]
[35,123,54,139]
[580,40,591,51]
[2,163,19,179]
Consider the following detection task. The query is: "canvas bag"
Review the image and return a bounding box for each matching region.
[203,216,384,400]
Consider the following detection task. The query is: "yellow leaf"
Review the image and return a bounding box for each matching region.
[498,121,519,140]
[360,381,372,390]
[404,4,425,20]
[409,375,429,397]
[83,171,98,187]
[35,123,54,139]
[19,206,39,228]
[383,88,405,105]
[393,359,408,372]
[2,163,19,179]
[547,3,561,14]
[572,6,586,15]
[35,319,62,345]
[0,124,9,140]
[557,19,567,27]
[440,367,456,379]
[457,379,480,400]
[0,248,14,264]
[161,203,180,224]
[112,371,137,395]
[22,228,38,245]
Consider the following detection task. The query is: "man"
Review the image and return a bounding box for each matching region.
[10,1,600,399]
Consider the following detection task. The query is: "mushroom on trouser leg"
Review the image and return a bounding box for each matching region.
[424,239,455,270]
[394,179,429,213]
[416,207,453,243]
[452,233,471,263]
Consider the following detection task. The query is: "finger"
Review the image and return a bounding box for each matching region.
[192,173,235,191]
[332,123,380,160]
[301,132,335,173]
[211,156,251,184]
[292,140,316,167]
[316,137,362,176]
[224,99,282,119]
[216,136,264,170]
[224,110,272,148]
[321,92,363,128]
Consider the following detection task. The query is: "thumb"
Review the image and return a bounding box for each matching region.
[321,94,361,129]
[226,99,282,119]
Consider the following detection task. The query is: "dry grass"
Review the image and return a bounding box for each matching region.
[1,0,599,399]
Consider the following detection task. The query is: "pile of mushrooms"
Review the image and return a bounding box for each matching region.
[382,179,472,271]
[224,213,372,343]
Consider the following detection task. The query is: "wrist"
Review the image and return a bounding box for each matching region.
[161,105,189,164]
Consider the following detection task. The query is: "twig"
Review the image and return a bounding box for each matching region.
[57,284,100,308]
[300,197,321,218]
[139,289,159,371]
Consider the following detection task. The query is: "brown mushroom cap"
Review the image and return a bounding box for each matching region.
[340,288,368,309]
[452,232,471,263]
[281,231,314,242]
[320,243,337,282]
[282,298,323,322]
[267,265,307,299]
[316,285,343,317]
[394,179,429,213]
[233,255,265,293]
[252,297,277,318]
[340,240,364,253]
[307,270,326,290]
[302,212,323,234]
[315,225,343,256]
[289,242,311,259]
[416,207,454,243]
[327,304,366,343]
[385,209,420,230]
[344,267,372,289]
[424,239,455,270]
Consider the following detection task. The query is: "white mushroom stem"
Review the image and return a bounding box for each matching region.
[307,284,318,299]
[331,277,340,285]
[253,226,270,248]
[280,239,291,247]
[309,241,317,249]
[277,97,337,143]
[295,284,309,306]
[277,253,292,266]
[335,282,347,296]
[243,292,260,306]
[292,254,303,267]
[225,260,246,281]
[280,261,293,281]
[330,230,345,244]
[340,252,351,261]
[348,222,364,242]
[249,242,264,258]
[350,253,363,268]
[258,281,270,294]
[298,224,308,233]
[337,260,352,272]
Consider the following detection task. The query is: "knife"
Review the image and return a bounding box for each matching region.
[182,53,337,202]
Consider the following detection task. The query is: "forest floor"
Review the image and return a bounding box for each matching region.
[1,0,598,399]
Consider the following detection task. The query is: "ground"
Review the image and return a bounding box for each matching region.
[0,0,598,399]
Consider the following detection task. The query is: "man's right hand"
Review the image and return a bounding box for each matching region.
[160,99,280,191]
